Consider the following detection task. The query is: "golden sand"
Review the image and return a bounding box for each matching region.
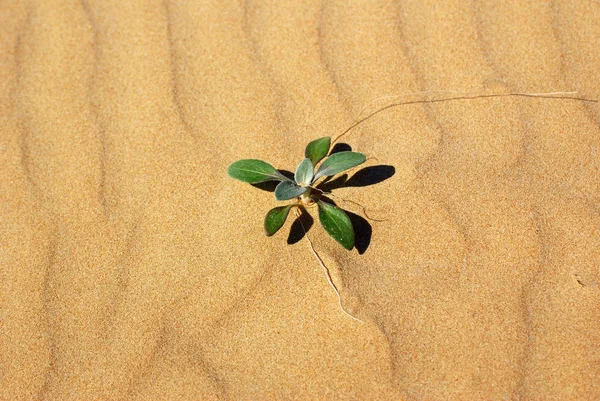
[1,1,599,400]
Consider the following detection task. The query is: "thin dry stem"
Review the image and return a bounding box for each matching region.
[293,209,364,323]
[332,90,598,146]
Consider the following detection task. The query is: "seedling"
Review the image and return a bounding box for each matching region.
[227,137,366,250]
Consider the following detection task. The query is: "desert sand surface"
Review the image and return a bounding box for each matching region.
[1,0,600,400]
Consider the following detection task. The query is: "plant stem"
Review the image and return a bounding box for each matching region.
[292,209,364,324]
[300,187,312,203]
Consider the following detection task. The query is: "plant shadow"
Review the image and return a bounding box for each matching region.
[287,206,313,245]
[330,142,352,154]
[318,165,395,192]
[347,210,371,255]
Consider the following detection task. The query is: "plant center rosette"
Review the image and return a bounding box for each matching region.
[227,137,366,251]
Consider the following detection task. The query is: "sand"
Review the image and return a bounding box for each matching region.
[1,0,599,400]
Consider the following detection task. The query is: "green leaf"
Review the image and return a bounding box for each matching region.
[317,201,354,250]
[305,137,331,165]
[313,151,366,181]
[294,158,314,186]
[274,181,307,201]
[264,205,293,236]
[228,159,289,184]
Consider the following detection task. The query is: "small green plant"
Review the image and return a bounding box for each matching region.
[227,137,366,250]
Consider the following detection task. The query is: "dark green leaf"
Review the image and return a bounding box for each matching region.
[317,201,354,250]
[313,151,366,181]
[264,205,293,236]
[305,137,331,165]
[294,158,314,186]
[274,180,307,201]
[228,159,289,184]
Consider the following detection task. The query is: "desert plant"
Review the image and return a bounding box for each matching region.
[227,137,366,250]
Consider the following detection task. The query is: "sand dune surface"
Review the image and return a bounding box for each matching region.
[1,1,599,400]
